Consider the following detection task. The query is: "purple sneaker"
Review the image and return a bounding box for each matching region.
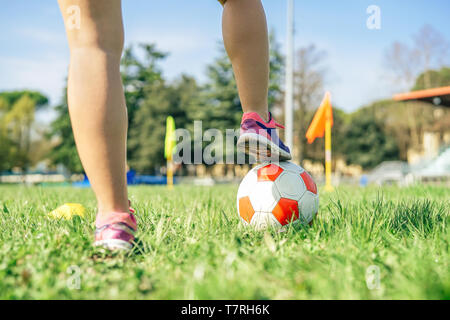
[237,112,292,161]
[94,205,137,251]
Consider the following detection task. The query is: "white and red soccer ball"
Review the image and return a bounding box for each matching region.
[237,162,319,230]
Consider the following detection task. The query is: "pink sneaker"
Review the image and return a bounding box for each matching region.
[94,204,137,251]
[237,112,292,161]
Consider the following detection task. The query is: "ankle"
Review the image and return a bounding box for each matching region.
[97,203,130,217]
[243,110,269,122]
[95,210,137,231]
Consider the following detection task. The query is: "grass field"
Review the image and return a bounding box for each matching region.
[0,184,448,299]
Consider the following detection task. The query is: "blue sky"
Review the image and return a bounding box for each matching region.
[1,0,449,121]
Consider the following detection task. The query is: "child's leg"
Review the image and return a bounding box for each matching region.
[222,0,269,121]
[58,0,129,216]
[222,0,292,161]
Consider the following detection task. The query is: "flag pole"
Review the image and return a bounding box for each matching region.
[285,0,295,151]
[324,119,333,192]
[324,93,333,192]
[305,92,334,192]
[167,156,174,190]
[165,116,176,190]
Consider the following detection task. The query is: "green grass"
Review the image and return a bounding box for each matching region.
[0,184,448,299]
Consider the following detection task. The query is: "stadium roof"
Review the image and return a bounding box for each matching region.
[393,86,450,107]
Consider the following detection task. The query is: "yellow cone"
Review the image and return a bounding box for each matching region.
[48,203,86,220]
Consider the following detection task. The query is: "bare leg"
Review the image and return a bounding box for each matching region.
[58,0,129,215]
[222,0,270,121]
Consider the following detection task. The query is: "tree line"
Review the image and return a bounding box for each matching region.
[1,27,449,174]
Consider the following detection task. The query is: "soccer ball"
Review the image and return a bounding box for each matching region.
[237,162,319,230]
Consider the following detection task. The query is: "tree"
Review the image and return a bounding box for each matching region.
[48,44,170,174]
[292,44,328,162]
[0,90,48,171]
[124,43,206,173]
[183,33,285,167]
[302,107,349,164]
[122,44,168,167]
[0,97,13,172]
[0,91,48,108]
[190,46,241,132]
[384,25,450,91]
[383,26,450,157]
[413,67,450,91]
[128,75,203,173]
[413,25,450,89]
[192,32,285,134]
[47,88,84,173]
[268,31,285,112]
[121,44,168,129]
[0,132,13,172]
[341,109,399,169]
[384,41,420,91]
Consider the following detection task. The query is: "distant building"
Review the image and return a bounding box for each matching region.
[394,86,450,164]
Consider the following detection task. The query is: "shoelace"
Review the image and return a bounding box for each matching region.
[268,112,285,129]
[128,199,136,214]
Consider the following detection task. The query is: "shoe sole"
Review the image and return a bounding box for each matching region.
[93,239,133,251]
[237,133,292,162]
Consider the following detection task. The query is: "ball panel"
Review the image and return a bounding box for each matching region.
[248,181,280,212]
[238,196,255,223]
[275,171,306,201]
[237,161,319,230]
[237,168,258,199]
[298,191,319,224]
[277,161,304,174]
[300,171,318,195]
[239,217,250,226]
[272,197,300,226]
[250,211,282,230]
[257,164,283,182]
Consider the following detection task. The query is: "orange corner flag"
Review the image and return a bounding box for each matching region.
[305,92,333,144]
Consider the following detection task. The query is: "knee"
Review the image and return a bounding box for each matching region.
[61,0,124,56]
[68,30,124,57]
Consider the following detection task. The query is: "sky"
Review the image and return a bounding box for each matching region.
[0,0,449,123]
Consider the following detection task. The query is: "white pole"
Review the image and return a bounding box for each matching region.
[285,0,295,152]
